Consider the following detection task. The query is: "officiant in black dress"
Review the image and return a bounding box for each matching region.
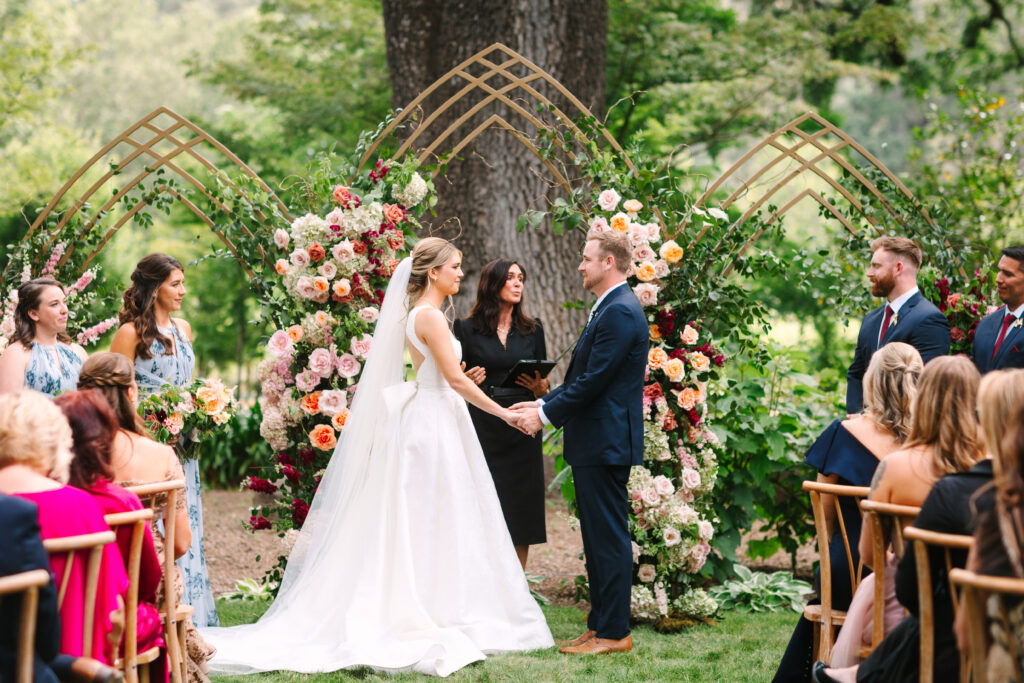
[454,259,549,569]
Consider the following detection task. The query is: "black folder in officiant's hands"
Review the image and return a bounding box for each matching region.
[499,359,557,388]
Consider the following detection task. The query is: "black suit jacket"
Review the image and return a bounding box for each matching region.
[845,291,950,413]
[0,494,60,683]
[542,284,648,467]
[971,306,1024,374]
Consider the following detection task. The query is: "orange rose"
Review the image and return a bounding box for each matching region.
[386,230,405,250]
[196,386,218,404]
[610,214,629,232]
[648,347,669,370]
[287,324,304,343]
[331,409,349,431]
[301,392,322,416]
[309,424,337,451]
[948,292,962,308]
[332,185,352,205]
[382,203,406,225]
[649,324,663,341]
[635,262,657,282]
[308,243,326,262]
[352,241,367,255]
[333,279,352,297]
[203,395,224,416]
[658,240,683,264]
[674,386,699,410]
[313,277,330,293]
[664,358,686,382]
[689,352,710,372]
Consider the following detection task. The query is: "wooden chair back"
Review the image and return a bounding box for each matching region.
[802,480,871,663]
[124,479,186,683]
[858,499,920,654]
[950,568,1024,683]
[902,526,973,683]
[0,568,52,683]
[105,508,161,683]
[42,530,117,659]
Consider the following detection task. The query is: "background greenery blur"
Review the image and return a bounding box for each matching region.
[3,0,1023,570]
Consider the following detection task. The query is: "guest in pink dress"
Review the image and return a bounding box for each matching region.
[0,390,128,666]
[56,389,168,682]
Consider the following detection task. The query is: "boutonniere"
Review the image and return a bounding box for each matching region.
[1014,317,1022,330]
[891,312,899,327]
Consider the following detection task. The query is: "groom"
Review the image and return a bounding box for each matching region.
[513,230,648,655]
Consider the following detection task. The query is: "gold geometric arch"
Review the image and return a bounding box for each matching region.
[358,43,635,195]
[695,111,939,276]
[26,106,287,281]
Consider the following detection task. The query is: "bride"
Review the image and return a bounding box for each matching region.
[201,237,553,676]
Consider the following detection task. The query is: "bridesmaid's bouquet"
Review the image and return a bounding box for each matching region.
[139,377,238,458]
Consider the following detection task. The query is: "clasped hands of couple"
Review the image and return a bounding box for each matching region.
[461,364,547,436]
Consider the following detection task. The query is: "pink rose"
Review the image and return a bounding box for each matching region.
[628,223,649,246]
[350,334,372,359]
[633,283,660,307]
[598,189,621,212]
[589,216,610,234]
[653,475,674,497]
[296,276,316,299]
[663,527,682,546]
[290,249,310,268]
[358,307,379,323]
[633,244,656,262]
[267,330,294,358]
[631,541,641,563]
[653,259,669,278]
[325,208,345,225]
[295,370,319,393]
[697,520,713,541]
[317,389,347,416]
[318,262,337,279]
[637,564,656,583]
[308,348,334,377]
[274,229,290,249]
[275,259,290,275]
[681,325,699,345]
[332,240,355,263]
[641,488,660,506]
[336,353,361,378]
[681,467,701,490]
[646,222,661,241]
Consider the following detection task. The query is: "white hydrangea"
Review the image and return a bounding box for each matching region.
[394,172,428,207]
[347,202,384,236]
[675,588,718,618]
[630,585,660,621]
[289,213,329,249]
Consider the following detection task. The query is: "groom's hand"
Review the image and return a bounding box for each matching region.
[513,405,543,436]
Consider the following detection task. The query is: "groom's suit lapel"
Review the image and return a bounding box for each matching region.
[566,286,624,377]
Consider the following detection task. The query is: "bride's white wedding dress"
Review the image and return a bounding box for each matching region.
[200,259,553,677]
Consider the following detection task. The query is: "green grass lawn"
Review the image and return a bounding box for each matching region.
[210,600,797,681]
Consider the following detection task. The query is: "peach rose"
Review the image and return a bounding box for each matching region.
[382,203,405,225]
[333,279,352,298]
[648,347,669,370]
[313,311,334,327]
[690,352,710,372]
[681,325,698,345]
[308,243,326,262]
[309,424,337,450]
[610,213,629,232]
[275,259,290,275]
[301,392,321,416]
[386,231,405,250]
[332,185,353,206]
[659,240,683,264]
[948,292,962,307]
[286,325,304,343]
[649,324,663,341]
[664,358,686,382]
[635,262,657,282]
[313,277,330,294]
[623,198,643,214]
[331,409,349,431]
[203,395,225,416]
[162,413,183,435]
[674,386,699,410]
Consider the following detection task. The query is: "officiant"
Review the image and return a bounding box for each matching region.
[455,259,549,569]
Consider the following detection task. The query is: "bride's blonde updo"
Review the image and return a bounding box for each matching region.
[407,237,460,299]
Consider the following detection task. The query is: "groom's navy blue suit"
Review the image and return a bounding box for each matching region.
[542,283,648,640]
[845,291,949,414]
[972,306,1024,374]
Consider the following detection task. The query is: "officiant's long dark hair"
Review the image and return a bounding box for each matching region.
[468,259,538,336]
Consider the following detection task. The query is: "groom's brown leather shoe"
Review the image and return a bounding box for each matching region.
[558,629,596,647]
[559,635,632,655]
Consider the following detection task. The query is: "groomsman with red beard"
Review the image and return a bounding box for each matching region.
[845,237,949,414]
[972,245,1024,373]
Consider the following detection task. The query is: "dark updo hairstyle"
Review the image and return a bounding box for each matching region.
[468,259,538,336]
[119,253,184,360]
[77,352,149,436]
[9,278,72,349]
[55,389,118,490]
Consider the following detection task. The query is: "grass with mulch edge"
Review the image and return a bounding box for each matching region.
[209,600,797,681]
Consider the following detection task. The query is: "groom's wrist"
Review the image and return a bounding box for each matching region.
[536,400,551,427]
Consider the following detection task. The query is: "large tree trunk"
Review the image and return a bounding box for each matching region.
[381,0,607,368]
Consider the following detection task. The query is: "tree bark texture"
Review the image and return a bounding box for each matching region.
[381,0,607,367]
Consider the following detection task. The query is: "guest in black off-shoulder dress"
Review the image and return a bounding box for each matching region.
[454,259,549,570]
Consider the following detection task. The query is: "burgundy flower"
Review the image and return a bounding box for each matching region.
[276,452,293,466]
[249,515,272,531]
[299,447,316,465]
[281,465,300,485]
[291,498,310,527]
[246,477,278,494]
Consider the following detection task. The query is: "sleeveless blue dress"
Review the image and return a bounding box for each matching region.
[24,342,83,396]
[135,323,219,628]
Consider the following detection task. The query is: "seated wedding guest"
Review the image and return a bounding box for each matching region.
[0,278,87,396]
[454,258,549,569]
[775,342,923,682]
[77,353,190,559]
[0,391,127,666]
[956,399,1024,679]
[77,353,212,680]
[0,493,125,683]
[972,245,1024,373]
[815,369,1023,682]
[55,390,167,683]
[821,355,984,675]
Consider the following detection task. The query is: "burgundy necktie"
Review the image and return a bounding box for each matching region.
[992,312,1017,360]
[878,305,894,346]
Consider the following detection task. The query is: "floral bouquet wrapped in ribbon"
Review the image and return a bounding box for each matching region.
[139,377,238,458]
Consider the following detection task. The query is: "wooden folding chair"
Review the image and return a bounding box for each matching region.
[950,568,1024,683]
[0,568,52,683]
[802,480,871,664]
[858,499,920,658]
[125,479,187,683]
[902,527,973,683]
[42,530,117,659]
[105,509,162,683]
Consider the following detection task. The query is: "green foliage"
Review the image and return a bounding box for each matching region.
[200,403,272,489]
[221,577,275,602]
[709,564,813,613]
[709,345,843,576]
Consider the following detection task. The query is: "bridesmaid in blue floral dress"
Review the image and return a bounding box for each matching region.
[0,279,87,396]
[111,253,219,628]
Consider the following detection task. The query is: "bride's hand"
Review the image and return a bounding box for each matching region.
[503,408,528,434]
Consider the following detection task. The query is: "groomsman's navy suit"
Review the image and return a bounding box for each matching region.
[845,291,950,414]
[542,283,648,640]
[972,306,1024,374]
